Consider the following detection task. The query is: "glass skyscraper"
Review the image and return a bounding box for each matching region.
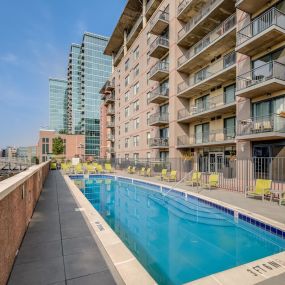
[49,78,68,132]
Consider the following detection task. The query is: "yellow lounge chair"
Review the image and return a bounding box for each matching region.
[86,164,96,174]
[61,163,70,173]
[246,179,272,201]
[186,171,201,186]
[145,168,151,177]
[50,162,57,170]
[156,169,167,180]
[139,167,145,176]
[130,166,136,174]
[202,173,219,190]
[96,164,103,173]
[163,170,177,182]
[127,166,132,173]
[75,164,84,174]
[105,163,115,173]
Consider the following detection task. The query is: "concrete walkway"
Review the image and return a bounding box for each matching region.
[8,171,116,285]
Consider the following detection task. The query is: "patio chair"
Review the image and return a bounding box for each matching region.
[202,173,219,190]
[75,164,84,174]
[145,168,151,177]
[105,163,115,173]
[156,169,167,180]
[50,162,57,170]
[61,163,70,173]
[246,179,272,201]
[139,167,145,176]
[130,166,136,174]
[127,166,132,173]
[96,164,103,173]
[86,164,96,174]
[163,170,177,182]
[186,171,201,186]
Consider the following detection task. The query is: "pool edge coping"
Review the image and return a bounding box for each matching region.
[68,173,285,285]
[63,174,157,285]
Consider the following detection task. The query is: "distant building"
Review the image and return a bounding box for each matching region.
[37,130,85,163]
[3,146,17,158]
[49,78,68,132]
[17,146,37,161]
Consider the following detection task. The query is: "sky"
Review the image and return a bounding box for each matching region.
[0,0,126,148]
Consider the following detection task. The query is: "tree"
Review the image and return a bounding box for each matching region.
[52,137,64,155]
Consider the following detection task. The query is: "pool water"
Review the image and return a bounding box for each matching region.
[73,177,285,285]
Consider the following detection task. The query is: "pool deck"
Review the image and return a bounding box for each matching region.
[8,171,116,285]
[114,171,285,224]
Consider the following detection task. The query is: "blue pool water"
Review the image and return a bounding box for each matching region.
[72,176,285,285]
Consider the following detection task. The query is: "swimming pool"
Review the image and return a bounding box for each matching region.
[71,175,285,285]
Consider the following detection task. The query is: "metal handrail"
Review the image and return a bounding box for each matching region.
[149,137,169,147]
[149,112,169,124]
[150,36,169,54]
[148,85,169,101]
[150,61,169,77]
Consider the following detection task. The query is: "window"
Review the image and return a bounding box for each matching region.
[125,59,129,71]
[125,75,130,87]
[133,153,139,160]
[224,84,236,104]
[133,82,140,96]
[125,138,129,148]
[125,153,129,160]
[147,152,151,159]
[147,52,150,65]
[133,100,139,112]
[147,92,151,105]
[133,135,140,147]
[125,91,129,102]
[224,117,236,140]
[134,117,140,129]
[195,94,209,113]
[134,64,139,77]
[195,123,209,144]
[125,122,129,133]
[134,46,139,60]
[147,132,151,145]
[147,112,150,125]
[125,106,129,118]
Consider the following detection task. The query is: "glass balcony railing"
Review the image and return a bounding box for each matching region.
[150,10,169,29]
[148,85,169,103]
[178,13,236,67]
[149,137,169,148]
[177,92,236,120]
[237,114,285,136]
[237,8,285,46]
[105,94,115,103]
[149,112,169,125]
[177,0,192,16]
[178,0,222,41]
[107,121,115,128]
[191,128,236,144]
[150,37,169,54]
[236,61,285,92]
[177,51,236,94]
[149,61,169,78]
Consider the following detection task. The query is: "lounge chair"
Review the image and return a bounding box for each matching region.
[130,166,136,174]
[163,170,177,182]
[139,167,145,176]
[156,169,167,180]
[96,164,103,173]
[50,162,57,170]
[75,164,84,174]
[127,166,132,173]
[86,164,96,174]
[105,163,115,173]
[246,179,272,200]
[145,168,151,177]
[61,163,70,173]
[186,171,201,186]
[202,173,219,190]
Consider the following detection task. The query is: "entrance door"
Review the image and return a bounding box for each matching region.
[209,152,224,173]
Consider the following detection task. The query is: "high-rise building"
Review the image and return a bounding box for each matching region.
[66,33,112,157]
[101,0,285,168]
[49,78,68,132]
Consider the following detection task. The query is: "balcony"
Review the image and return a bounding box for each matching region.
[105,94,115,104]
[177,93,236,123]
[177,52,236,98]
[236,61,285,98]
[149,37,169,59]
[107,108,115,116]
[145,0,163,19]
[127,15,143,48]
[106,80,115,92]
[149,137,169,149]
[237,114,285,141]
[114,45,124,67]
[177,0,235,47]
[177,128,236,148]
[149,10,169,35]
[235,0,269,15]
[107,134,115,142]
[107,121,115,128]
[149,61,169,81]
[178,14,236,73]
[149,112,169,126]
[236,8,285,57]
[177,0,204,22]
[148,85,169,104]
[107,147,115,154]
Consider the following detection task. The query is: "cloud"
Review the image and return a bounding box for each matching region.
[0,53,18,64]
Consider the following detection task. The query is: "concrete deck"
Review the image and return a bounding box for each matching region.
[115,171,285,224]
[8,171,116,285]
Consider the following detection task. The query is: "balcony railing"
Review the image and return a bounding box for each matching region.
[177,0,191,16]
[237,114,285,136]
[148,85,169,103]
[107,147,115,153]
[149,112,169,125]
[237,8,285,46]
[149,61,169,78]
[107,121,115,128]
[190,128,236,144]
[107,108,115,115]
[150,10,169,30]
[149,137,169,148]
[105,93,115,103]
[177,92,236,120]
[178,13,236,67]
[149,37,169,55]
[236,61,285,92]
[178,0,222,41]
[107,134,115,141]
[177,51,236,94]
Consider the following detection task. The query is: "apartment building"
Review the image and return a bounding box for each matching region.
[102,0,285,169]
